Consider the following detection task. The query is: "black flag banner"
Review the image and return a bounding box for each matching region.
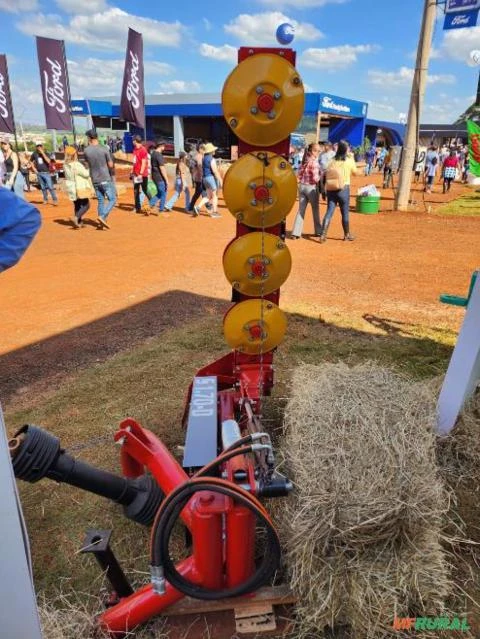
[0,55,15,135]
[120,28,145,130]
[36,36,73,131]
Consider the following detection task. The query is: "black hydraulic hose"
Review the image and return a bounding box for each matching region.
[151,479,281,600]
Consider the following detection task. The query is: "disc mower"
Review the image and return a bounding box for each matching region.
[10,45,304,636]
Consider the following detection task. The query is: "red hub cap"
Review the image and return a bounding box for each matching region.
[251,260,266,277]
[254,185,269,202]
[257,93,274,113]
[249,324,263,340]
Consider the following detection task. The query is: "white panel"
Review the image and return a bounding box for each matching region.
[437,276,480,435]
[0,408,43,638]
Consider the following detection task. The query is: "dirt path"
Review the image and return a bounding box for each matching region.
[1,171,477,402]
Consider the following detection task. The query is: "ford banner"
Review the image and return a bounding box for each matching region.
[36,37,73,131]
[120,28,145,130]
[444,8,479,28]
[0,55,15,135]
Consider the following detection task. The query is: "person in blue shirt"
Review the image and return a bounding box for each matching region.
[0,187,41,273]
[365,146,376,176]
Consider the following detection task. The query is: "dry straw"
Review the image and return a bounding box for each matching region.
[282,362,454,638]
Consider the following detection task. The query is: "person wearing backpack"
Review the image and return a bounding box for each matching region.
[290,143,322,240]
[320,140,359,243]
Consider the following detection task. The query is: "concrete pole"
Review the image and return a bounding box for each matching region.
[395,0,437,211]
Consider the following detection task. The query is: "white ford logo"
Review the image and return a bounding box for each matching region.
[126,50,140,110]
[44,57,66,113]
[0,72,8,119]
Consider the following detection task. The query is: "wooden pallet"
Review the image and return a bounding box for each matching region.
[160,585,296,635]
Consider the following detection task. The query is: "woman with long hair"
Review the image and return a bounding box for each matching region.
[290,142,322,240]
[320,140,359,243]
[0,140,25,199]
[63,146,94,228]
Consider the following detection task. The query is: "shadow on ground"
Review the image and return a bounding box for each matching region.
[1,289,453,409]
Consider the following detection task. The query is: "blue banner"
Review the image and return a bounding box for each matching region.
[444,8,479,28]
[445,0,480,12]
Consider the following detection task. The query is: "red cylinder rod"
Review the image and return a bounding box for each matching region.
[99,557,194,636]
[190,493,225,590]
[225,505,256,588]
[257,93,274,113]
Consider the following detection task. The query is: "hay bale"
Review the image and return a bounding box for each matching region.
[282,362,451,638]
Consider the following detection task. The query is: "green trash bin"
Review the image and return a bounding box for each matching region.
[356,195,380,214]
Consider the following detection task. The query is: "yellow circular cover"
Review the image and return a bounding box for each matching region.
[223,152,297,227]
[223,299,287,355]
[222,53,304,146]
[223,232,291,297]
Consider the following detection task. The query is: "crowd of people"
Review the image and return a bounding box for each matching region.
[420,144,470,194]
[0,131,470,235]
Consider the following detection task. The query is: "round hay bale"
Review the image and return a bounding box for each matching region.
[282,362,451,637]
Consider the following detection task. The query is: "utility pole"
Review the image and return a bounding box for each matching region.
[395,0,438,211]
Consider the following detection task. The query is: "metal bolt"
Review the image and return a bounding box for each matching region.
[279,51,285,56]
[249,182,257,189]
[229,118,238,128]
[247,273,255,279]
[236,213,244,221]
[267,197,273,205]
[292,76,301,85]
[232,281,241,289]
[255,85,264,94]
[273,91,281,100]
[279,161,286,169]
[248,257,256,264]
[250,199,257,206]
[262,273,269,279]
[266,303,273,310]
[267,111,276,120]
[248,49,254,55]
[265,180,273,188]
[277,241,285,249]
[250,106,258,115]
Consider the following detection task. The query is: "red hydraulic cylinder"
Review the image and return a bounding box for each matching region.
[190,493,225,590]
[225,505,256,588]
[99,557,194,636]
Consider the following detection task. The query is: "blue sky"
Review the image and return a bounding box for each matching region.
[0,0,478,125]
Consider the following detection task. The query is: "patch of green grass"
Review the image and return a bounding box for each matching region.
[435,191,480,217]
[4,311,454,602]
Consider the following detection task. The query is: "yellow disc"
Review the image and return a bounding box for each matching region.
[223,152,297,227]
[223,233,291,297]
[222,53,304,146]
[223,299,287,355]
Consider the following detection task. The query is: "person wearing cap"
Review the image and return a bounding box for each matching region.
[165,151,191,212]
[132,135,151,214]
[30,143,58,204]
[193,142,222,218]
[84,129,117,229]
[149,139,169,212]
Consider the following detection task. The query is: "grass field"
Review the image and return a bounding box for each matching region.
[436,190,480,217]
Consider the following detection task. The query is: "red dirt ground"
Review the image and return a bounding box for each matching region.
[1,170,478,399]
